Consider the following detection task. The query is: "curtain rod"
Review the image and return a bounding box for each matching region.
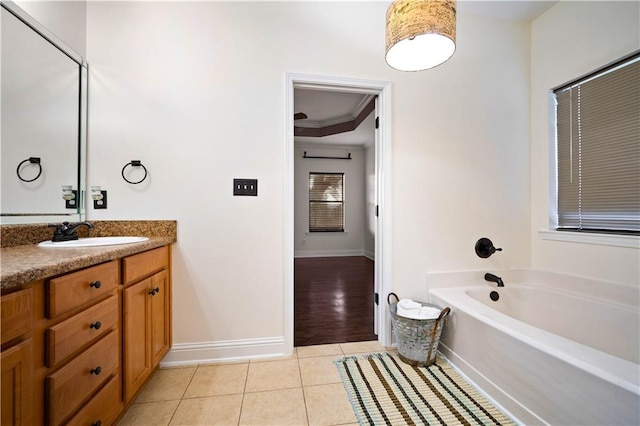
[303,151,352,160]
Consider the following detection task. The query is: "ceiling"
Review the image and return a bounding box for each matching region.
[294,89,376,147]
[293,1,559,147]
[458,1,557,21]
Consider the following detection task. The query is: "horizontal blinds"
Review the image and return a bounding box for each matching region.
[309,173,344,232]
[555,55,640,233]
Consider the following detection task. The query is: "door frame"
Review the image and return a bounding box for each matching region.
[284,73,393,352]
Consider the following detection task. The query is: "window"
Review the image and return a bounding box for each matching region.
[309,172,344,232]
[554,53,639,234]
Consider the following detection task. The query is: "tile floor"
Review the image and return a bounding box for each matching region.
[117,340,393,426]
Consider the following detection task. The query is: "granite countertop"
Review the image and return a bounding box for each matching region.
[1,220,177,291]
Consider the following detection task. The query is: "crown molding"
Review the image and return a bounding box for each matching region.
[294,96,375,138]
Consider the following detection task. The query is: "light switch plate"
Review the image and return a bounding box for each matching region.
[233,179,258,196]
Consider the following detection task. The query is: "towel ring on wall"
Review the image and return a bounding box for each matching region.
[121,160,148,184]
[16,157,43,182]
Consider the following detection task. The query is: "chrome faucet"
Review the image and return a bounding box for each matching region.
[49,221,94,242]
[484,273,504,287]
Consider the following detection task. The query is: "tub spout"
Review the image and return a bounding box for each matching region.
[484,273,504,287]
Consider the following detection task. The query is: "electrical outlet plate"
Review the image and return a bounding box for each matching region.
[93,190,108,209]
[65,190,78,209]
[233,179,258,196]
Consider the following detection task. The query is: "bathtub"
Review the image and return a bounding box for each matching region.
[427,270,640,425]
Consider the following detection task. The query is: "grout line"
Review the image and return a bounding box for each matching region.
[242,384,310,394]
[165,365,199,425]
[238,360,251,425]
[296,351,311,426]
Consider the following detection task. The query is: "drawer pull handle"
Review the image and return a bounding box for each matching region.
[148,287,160,296]
[90,321,102,330]
[90,366,102,375]
[89,280,102,289]
[92,421,102,426]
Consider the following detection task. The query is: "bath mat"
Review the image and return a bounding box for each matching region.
[334,352,515,426]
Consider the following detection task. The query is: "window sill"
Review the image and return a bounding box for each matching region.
[539,230,639,248]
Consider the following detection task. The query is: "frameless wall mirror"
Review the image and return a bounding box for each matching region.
[1,1,87,224]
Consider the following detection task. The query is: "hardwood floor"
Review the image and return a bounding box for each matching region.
[294,256,377,347]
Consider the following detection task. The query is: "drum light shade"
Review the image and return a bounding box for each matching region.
[385,0,457,72]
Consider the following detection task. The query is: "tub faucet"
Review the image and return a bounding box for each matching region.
[484,273,504,287]
[49,221,94,242]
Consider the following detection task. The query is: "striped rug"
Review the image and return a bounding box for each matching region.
[334,352,515,426]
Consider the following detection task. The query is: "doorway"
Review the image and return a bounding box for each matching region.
[284,73,392,352]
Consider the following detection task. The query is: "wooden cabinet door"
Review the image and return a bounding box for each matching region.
[150,270,170,366]
[123,266,171,403]
[1,339,32,426]
[123,278,152,403]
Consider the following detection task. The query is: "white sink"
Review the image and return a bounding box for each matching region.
[38,236,149,248]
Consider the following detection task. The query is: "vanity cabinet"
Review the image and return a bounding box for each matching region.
[123,246,171,403]
[1,287,34,426]
[0,243,172,426]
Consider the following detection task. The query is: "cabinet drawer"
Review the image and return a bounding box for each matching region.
[47,261,119,318]
[1,287,33,345]
[45,295,119,368]
[66,374,121,426]
[46,330,119,426]
[123,246,168,285]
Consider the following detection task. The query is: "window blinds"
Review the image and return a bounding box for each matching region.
[309,173,344,232]
[555,54,640,233]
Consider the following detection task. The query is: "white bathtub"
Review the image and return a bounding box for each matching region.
[428,270,640,425]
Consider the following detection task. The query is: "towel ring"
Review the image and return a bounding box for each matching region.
[16,157,42,182]
[121,160,148,184]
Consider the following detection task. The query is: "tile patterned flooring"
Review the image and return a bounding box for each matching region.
[118,341,392,425]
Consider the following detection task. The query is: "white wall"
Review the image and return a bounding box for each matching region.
[294,144,366,258]
[85,1,531,360]
[530,1,640,286]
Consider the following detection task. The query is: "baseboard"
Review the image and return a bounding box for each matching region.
[294,249,366,258]
[160,336,288,366]
[363,249,375,260]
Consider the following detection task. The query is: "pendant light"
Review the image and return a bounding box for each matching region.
[385,0,457,72]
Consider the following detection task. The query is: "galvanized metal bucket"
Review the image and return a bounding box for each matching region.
[388,292,450,367]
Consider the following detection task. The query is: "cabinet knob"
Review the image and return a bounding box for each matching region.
[91,421,102,426]
[90,366,102,375]
[148,287,160,296]
[89,321,102,330]
[89,280,102,289]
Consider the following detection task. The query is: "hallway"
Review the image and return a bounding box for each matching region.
[294,256,377,347]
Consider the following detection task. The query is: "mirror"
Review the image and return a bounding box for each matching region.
[1,2,87,224]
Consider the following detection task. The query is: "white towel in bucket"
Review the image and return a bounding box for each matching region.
[398,299,422,310]
[397,299,441,320]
